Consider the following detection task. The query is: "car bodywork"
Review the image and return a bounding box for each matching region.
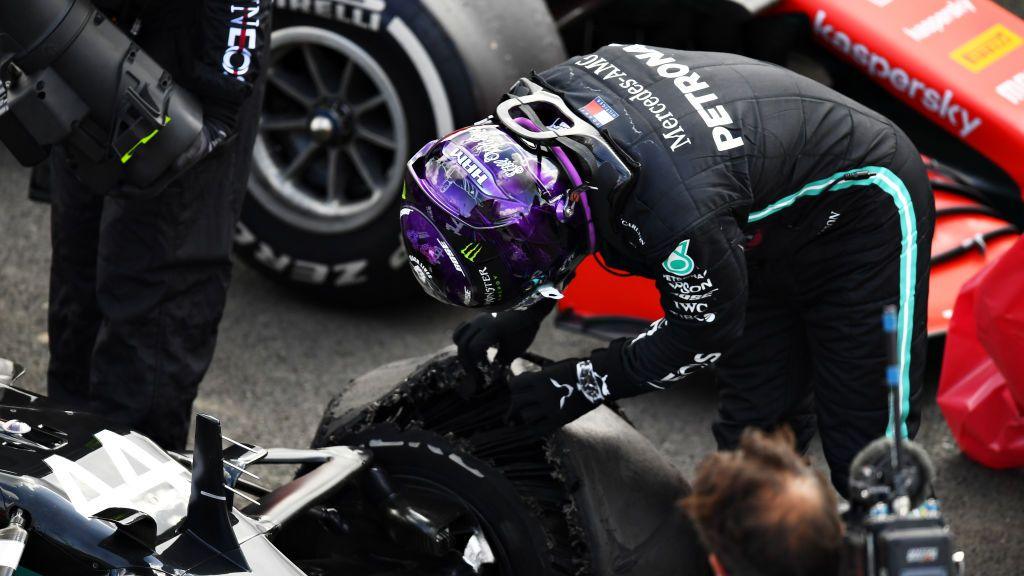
[0,350,707,576]
[0,360,366,575]
[314,348,710,575]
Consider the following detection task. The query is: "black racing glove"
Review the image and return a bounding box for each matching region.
[172,115,234,170]
[454,312,541,368]
[453,301,555,380]
[120,101,237,197]
[175,97,239,172]
[507,358,609,435]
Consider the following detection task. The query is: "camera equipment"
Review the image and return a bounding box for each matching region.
[0,0,203,193]
[841,305,965,576]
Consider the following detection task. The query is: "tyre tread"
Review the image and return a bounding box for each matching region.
[313,353,591,575]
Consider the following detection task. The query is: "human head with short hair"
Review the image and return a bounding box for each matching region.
[683,428,843,576]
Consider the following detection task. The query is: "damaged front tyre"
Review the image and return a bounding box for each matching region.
[326,426,556,575]
[288,350,708,575]
[303,353,587,575]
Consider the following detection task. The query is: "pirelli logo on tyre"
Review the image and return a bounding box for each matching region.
[950,24,1022,73]
[274,0,386,32]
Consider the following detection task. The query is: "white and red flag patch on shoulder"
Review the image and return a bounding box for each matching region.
[578,97,619,128]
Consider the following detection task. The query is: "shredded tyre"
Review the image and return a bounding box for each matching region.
[312,352,589,575]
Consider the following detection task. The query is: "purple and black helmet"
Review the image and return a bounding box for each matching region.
[401,78,636,310]
[401,121,594,310]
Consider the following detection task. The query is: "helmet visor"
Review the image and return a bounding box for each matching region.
[406,127,565,229]
[400,206,476,306]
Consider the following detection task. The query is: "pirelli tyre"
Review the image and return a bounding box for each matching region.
[311,349,710,575]
[236,0,566,299]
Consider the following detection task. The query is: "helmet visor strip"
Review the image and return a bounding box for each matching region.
[406,127,566,230]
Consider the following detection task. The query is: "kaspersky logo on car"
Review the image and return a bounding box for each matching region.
[812,10,982,138]
[902,0,976,42]
[662,239,695,276]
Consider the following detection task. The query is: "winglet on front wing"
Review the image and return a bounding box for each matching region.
[180,414,249,571]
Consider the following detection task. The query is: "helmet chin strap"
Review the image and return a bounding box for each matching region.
[510,117,597,254]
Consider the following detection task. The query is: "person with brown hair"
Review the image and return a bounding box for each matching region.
[684,427,843,576]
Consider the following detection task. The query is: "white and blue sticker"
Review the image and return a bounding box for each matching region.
[578,97,620,128]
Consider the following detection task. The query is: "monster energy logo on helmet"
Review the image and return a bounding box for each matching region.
[461,242,483,262]
[662,239,695,276]
[479,266,502,306]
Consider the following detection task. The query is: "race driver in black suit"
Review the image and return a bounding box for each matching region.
[399,43,934,491]
[44,0,269,450]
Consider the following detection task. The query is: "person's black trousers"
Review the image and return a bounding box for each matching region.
[46,18,268,450]
[712,147,935,494]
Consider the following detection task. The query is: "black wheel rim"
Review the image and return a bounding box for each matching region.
[251,26,408,234]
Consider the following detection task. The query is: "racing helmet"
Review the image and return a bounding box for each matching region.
[400,78,635,311]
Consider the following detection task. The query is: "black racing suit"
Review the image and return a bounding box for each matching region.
[46,0,270,449]
[533,44,933,491]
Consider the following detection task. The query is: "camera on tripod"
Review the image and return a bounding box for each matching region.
[840,306,965,576]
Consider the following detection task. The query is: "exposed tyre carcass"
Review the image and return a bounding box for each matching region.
[309,349,711,575]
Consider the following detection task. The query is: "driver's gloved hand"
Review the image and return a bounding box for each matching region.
[453,308,546,381]
[506,358,606,435]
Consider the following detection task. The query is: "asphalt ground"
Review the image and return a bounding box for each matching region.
[3,2,1024,569]
[3,144,1024,572]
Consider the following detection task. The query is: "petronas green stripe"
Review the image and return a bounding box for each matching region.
[748,166,917,438]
